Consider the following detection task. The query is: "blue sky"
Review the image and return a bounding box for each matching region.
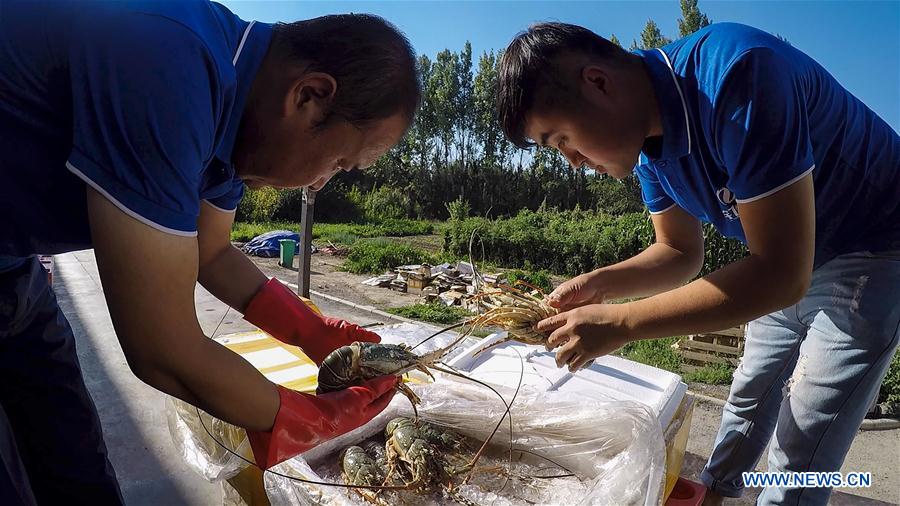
[220,1,899,131]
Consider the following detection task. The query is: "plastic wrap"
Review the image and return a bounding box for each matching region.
[166,396,252,481]
[264,377,665,506]
[164,323,470,483]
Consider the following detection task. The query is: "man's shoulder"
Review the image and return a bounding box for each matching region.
[667,23,798,79]
[67,0,238,69]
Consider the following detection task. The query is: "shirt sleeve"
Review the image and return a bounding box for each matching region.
[204,178,245,213]
[634,163,676,214]
[65,13,222,236]
[713,48,815,204]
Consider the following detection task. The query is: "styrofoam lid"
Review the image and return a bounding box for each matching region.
[446,331,687,429]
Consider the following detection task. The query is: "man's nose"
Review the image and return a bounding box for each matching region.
[560,147,585,169]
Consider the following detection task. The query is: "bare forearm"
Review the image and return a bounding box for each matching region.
[198,244,268,312]
[135,333,279,431]
[597,242,702,301]
[623,254,806,341]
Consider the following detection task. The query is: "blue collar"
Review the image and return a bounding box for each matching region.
[636,48,692,161]
[215,19,273,165]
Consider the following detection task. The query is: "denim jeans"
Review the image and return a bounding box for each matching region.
[0,257,122,505]
[701,250,900,505]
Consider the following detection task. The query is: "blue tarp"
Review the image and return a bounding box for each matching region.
[240,230,300,258]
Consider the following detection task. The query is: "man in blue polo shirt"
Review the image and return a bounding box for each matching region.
[1,1,419,503]
[497,22,899,505]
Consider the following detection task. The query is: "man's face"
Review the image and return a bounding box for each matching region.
[522,63,646,180]
[237,112,407,190]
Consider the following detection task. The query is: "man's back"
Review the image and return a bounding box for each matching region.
[0,0,255,256]
[638,23,900,265]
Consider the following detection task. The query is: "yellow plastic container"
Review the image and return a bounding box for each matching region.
[662,394,696,503]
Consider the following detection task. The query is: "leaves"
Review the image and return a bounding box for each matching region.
[632,19,673,50]
[677,0,711,37]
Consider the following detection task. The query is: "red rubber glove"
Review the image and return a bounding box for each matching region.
[248,376,397,469]
[243,278,381,364]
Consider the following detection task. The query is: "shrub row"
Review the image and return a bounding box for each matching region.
[443,208,747,277]
[231,219,434,244]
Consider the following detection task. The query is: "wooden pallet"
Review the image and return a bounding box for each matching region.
[674,325,746,372]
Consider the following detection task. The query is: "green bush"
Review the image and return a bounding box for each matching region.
[361,186,414,221]
[701,224,748,276]
[387,303,471,324]
[445,195,471,221]
[343,240,436,274]
[879,351,900,406]
[443,208,654,276]
[236,187,281,223]
[443,207,746,277]
[504,269,553,293]
[589,175,645,215]
[294,176,368,223]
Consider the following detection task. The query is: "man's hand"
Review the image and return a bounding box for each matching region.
[548,206,704,310]
[546,271,606,311]
[536,304,634,372]
[248,375,397,469]
[243,278,380,364]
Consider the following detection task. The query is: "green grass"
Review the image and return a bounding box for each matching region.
[231,219,435,244]
[618,337,682,373]
[387,303,472,324]
[470,328,495,338]
[617,337,738,386]
[231,221,299,242]
[342,240,437,274]
[683,363,736,385]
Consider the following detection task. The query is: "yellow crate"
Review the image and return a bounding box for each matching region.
[663,394,695,503]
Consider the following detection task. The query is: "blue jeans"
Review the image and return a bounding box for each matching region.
[0,257,122,505]
[701,250,900,505]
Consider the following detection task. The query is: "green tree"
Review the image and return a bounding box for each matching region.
[632,19,672,50]
[455,42,474,174]
[677,0,711,37]
[610,34,622,47]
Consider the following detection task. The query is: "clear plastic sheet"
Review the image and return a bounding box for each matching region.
[164,323,471,484]
[166,396,252,482]
[264,378,665,506]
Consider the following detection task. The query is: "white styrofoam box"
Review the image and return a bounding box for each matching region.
[445,331,687,429]
[374,322,686,429]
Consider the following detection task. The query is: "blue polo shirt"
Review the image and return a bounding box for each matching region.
[0,0,272,265]
[634,23,900,268]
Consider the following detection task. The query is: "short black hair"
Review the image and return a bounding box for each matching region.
[497,22,631,148]
[272,14,421,128]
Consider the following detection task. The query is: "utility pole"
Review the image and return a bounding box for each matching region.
[297,188,316,297]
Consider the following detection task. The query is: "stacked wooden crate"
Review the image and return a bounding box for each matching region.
[674,325,746,372]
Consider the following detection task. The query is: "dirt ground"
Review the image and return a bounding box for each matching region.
[251,251,424,309]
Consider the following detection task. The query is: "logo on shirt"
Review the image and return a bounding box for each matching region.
[716,187,740,221]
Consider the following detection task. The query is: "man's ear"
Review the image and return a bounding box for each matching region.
[581,65,609,95]
[284,72,338,121]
